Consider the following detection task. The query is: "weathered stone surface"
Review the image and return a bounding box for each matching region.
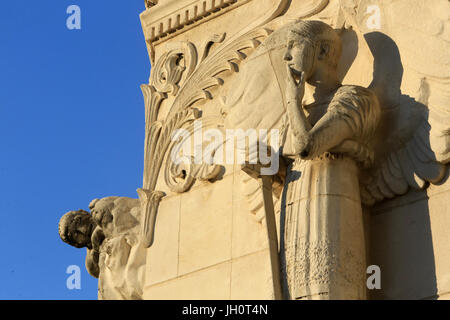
[230,249,275,300]
[178,176,233,275]
[58,0,450,300]
[144,195,180,286]
[143,261,232,300]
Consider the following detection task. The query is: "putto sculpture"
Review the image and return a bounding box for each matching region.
[59,209,102,278]
[59,197,146,299]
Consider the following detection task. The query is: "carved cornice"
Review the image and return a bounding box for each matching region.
[141,0,251,43]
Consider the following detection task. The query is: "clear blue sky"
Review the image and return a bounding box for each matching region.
[0,1,150,299]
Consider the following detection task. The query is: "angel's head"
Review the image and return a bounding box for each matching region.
[59,210,95,249]
[284,20,342,82]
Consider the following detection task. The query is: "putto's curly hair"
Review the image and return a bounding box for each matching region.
[288,20,342,70]
[58,210,91,247]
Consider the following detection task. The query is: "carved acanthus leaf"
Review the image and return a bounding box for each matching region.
[165,156,222,193]
[139,106,202,247]
[151,42,197,96]
[167,27,273,116]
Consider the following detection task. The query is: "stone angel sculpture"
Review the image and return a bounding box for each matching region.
[223,20,381,299]
[223,11,450,299]
[58,197,146,300]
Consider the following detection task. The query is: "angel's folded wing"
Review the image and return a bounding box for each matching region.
[222,30,291,219]
[354,0,450,205]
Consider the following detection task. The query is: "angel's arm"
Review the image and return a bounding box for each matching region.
[282,70,358,159]
[297,86,379,160]
[283,68,312,157]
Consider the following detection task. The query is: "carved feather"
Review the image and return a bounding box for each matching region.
[349,0,450,205]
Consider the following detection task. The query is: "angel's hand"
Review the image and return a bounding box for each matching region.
[285,64,306,103]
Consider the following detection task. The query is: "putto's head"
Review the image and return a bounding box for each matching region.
[283,20,342,80]
[58,210,95,249]
[89,198,114,229]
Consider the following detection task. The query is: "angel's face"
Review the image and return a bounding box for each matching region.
[284,35,316,80]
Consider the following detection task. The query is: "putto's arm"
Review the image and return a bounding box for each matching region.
[85,227,104,278]
[91,227,105,252]
[85,248,100,278]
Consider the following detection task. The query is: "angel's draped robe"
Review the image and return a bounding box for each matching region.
[281,85,380,300]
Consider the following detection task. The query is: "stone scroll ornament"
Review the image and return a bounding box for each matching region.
[58,197,146,299]
[222,11,450,299]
